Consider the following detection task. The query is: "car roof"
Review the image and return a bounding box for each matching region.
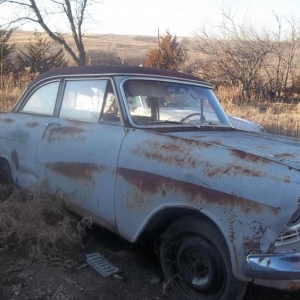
[27,65,209,90]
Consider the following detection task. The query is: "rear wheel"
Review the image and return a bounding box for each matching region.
[160,216,248,300]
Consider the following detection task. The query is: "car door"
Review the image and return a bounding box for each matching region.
[0,80,59,187]
[36,78,125,231]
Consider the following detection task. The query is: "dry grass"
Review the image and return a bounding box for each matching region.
[0,89,20,111]
[0,185,91,259]
[221,99,300,138]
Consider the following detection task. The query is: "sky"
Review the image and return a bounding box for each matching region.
[0,0,300,37]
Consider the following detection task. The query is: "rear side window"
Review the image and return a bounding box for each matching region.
[21,81,59,115]
[60,79,107,123]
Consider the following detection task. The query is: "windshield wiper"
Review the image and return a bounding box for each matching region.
[145,120,183,125]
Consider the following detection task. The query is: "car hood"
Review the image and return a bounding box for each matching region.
[227,115,263,132]
[166,130,300,171]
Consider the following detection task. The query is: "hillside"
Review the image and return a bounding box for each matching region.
[8,30,157,54]
[8,30,191,60]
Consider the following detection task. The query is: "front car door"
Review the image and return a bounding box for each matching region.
[37,78,125,232]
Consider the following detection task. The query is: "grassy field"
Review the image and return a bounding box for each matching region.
[8,30,159,60]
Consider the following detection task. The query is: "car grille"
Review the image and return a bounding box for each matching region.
[275,227,300,246]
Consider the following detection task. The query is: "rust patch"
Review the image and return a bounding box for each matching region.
[205,164,262,178]
[117,168,279,216]
[0,118,14,123]
[11,150,19,171]
[228,212,236,243]
[273,153,296,159]
[232,244,239,271]
[228,212,240,270]
[207,140,224,145]
[284,177,291,183]
[49,126,85,136]
[46,162,108,185]
[133,140,203,169]
[42,126,86,141]
[242,224,267,255]
[25,121,39,128]
[243,236,261,255]
[231,149,269,164]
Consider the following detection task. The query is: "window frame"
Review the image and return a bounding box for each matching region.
[57,77,121,124]
[18,80,60,116]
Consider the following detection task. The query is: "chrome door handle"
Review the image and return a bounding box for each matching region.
[46,122,61,128]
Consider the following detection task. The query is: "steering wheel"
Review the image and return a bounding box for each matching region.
[180,113,205,123]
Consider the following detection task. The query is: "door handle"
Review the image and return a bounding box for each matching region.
[46,122,61,128]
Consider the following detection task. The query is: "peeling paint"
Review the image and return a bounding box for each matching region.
[42,126,86,141]
[205,164,262,178]
[50,126,86,136]
[46,162,108,185]
[207,140,224,145]
[274,153,296,159]
[117,167,279,216]
[0,118,14,123]
[243,224,267,255]
[133,140,200,169]
[231,149,270,164]
[25,121,39,128]
[243,236,261,255]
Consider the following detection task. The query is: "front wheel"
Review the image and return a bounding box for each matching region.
[160,216,248,300]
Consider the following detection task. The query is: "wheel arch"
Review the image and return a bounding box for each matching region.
[135,206,244,279]
[136,206,228,246]
[137,207,224,239]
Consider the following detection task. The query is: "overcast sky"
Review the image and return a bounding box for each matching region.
[1,0,299,36]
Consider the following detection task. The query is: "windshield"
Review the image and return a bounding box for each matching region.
[123,80,231,127]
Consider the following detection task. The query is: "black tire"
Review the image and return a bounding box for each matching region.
[160,216,248,300]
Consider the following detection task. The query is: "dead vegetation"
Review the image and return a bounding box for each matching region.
[221,98,300,138]
[0,185,91,260]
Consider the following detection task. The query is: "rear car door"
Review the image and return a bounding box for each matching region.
[36,78,125,231]
[0,80,59,186]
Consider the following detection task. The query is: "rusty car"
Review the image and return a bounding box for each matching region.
[0,65,299,300]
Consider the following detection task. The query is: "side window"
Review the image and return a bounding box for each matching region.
[101,81,120,123]
[60,80,107,123]
[21,81,59,115]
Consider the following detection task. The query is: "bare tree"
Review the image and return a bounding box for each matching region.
[0,0,102,65]
[268,14,300,99]
[87,48,121,66]
[0,26,14,89]
[194,14,272,100]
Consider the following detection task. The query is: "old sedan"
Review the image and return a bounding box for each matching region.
[0,65,299,300]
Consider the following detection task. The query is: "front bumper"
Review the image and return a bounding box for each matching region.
[246,252,300,280]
